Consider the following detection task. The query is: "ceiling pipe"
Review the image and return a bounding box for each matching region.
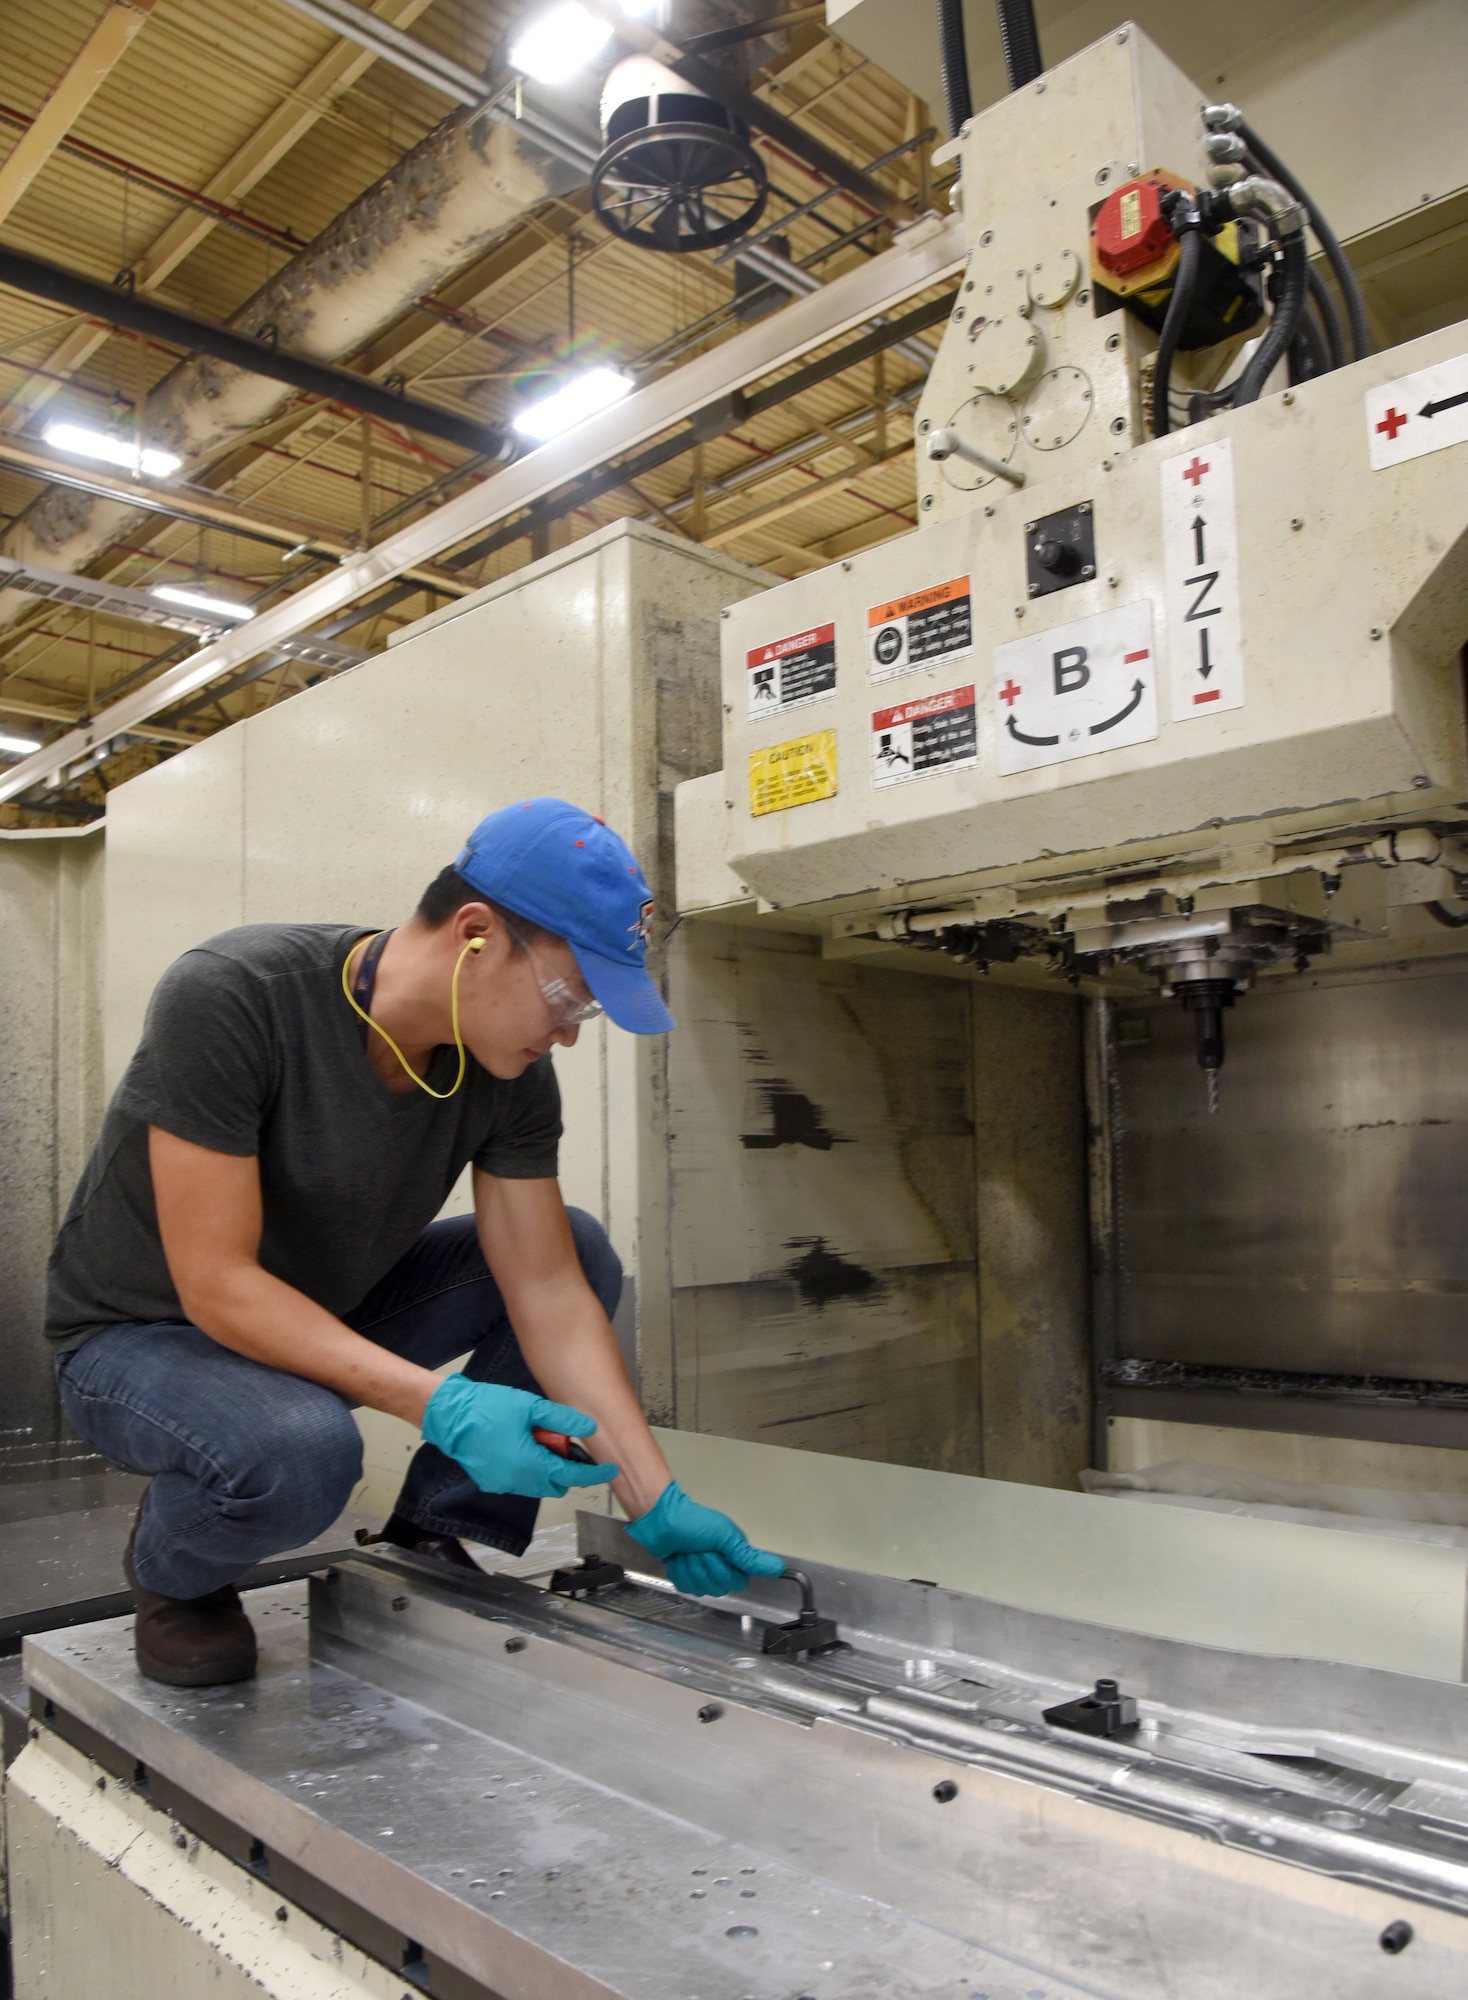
[0,246,515,456]
[0,107,579,629]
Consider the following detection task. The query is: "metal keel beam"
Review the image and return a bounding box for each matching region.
[0,214,963,803]
[0,245,514,457]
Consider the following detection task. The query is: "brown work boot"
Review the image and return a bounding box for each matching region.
[124,1507,257,1688]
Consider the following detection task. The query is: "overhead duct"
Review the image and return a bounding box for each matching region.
[0,108,579,629]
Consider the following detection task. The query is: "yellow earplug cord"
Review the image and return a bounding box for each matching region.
[341,931,481,1100]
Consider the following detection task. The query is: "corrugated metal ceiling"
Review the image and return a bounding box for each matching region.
[0,0,947,821]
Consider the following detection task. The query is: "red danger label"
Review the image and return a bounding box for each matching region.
[871,684,977,788]
[746,622,837,720]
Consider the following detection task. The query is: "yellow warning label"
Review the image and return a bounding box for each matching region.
[748,729,837,817]
[1119,187,1142,240]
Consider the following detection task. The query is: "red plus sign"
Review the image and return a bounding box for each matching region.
[1376,405,1407,441]
[999,678,1022,706]
[1182,455,1209,488]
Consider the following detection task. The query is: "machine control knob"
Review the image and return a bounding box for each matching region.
[1031,536,1080,576]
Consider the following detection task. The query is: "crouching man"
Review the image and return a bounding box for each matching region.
[47,797,781,1685]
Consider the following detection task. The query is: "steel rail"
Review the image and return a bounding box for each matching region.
[0,214,964,804]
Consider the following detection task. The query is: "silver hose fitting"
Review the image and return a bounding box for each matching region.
[1223,173,1307,238]
[1201,102,1244,132]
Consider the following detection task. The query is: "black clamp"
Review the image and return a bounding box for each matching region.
[548,1556,626,1598]
[1042,1677,1139,1739]
[761,1568,840,1657]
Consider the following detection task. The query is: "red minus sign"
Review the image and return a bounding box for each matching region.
[1123,649,1150,663]
[1194,690,1221,704]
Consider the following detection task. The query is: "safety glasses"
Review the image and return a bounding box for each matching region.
[503,915,603,1027]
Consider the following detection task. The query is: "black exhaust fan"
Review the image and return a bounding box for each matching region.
[591,56,767,253]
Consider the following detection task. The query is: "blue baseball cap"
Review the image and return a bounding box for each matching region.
[455,799,674,1035]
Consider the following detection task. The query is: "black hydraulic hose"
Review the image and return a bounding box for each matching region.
[1426,899,1468,929]
[1306,261,1345,371]
[1288,298,1329,385]
[995,0,1044,90]
[1151,225,1203,439]
[1233,231,1309,406]
[937,0,974,132]
[1239,118,1369,360]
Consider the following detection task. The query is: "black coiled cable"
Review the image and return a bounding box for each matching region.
[995,0,1044,90]
[937,0,973,132]
[1237,119,1369,361]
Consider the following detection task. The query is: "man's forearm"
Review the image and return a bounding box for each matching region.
[514,1296,671,1520]
[181,1261,438,1427]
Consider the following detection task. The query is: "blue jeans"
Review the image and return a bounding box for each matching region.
[56,1209,622,1600]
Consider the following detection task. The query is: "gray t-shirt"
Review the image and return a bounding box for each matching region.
[45,923,561,1352]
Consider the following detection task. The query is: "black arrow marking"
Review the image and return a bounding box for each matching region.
[1089,679,1145,735]
[1198,628,1214,679]
[1191,514,1206,563]
[1006,713,1060,748]
[1420,389,1468,420]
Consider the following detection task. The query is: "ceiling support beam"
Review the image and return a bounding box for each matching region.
[0,214,963,804]
[0,0,435,430]
[0,0,158,227]
[0,246,514,458]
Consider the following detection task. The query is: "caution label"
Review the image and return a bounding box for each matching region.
[746,623,837,721]
[867,575,972,682]
[871,685,978,788]
[749,729,838,817]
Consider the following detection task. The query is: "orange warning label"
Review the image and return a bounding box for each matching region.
[867,575,970,627]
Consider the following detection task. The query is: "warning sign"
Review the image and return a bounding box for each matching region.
[867,576,972,682]
[1366,350,1468,470]
[746,623,837,721]
[993,602,1157,775]
[1161,438,1244,719]
[749,729,838,817]
[871,685,978,788]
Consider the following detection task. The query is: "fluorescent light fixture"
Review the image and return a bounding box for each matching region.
[43,421,182,480]
[513,366,634,441]
[0,732,41,756]
[509,2,613,86]
[151,585,255,622]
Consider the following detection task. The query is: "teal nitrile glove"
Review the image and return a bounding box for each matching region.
[625,1481,785,1597]
[421,1378,618,1500]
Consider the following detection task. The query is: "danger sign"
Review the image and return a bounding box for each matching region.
[993,602,1157,775]
[871,684,978,788]
[746,623,837,722]
[867,575,972,682]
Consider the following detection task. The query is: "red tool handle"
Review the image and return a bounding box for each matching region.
[533,1426,594,1465]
